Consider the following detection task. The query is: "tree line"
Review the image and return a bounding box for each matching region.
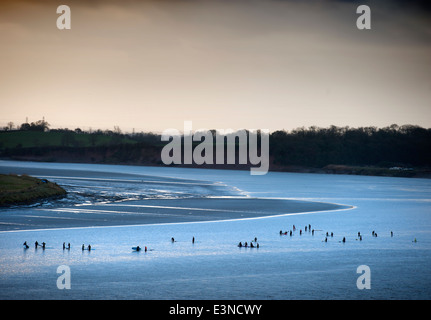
[270,124,431,168]
[2,120,431,170]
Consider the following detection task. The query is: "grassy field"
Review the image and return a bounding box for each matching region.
[0,174,67,206]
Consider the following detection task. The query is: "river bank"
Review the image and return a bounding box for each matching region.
[0,174,66,206]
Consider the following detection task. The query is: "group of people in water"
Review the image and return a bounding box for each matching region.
[280,224,315,236]
[238,237,259,248]
[22,241,93,251]
[22,228,403,254]
[23,236,197,252]
[134,246,147,252]
[23,241,46,249]
[279,224,396,243]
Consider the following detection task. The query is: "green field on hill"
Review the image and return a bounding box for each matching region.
[0,130,136,149]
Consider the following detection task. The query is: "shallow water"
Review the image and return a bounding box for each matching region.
[0,161,430,299]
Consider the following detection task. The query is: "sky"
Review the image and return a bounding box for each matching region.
[1,0,430,133]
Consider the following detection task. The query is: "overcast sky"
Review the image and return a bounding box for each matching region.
[1,0,430,133]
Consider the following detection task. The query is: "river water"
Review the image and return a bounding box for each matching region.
[0,161,430,299]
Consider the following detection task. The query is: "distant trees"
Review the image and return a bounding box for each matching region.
[19,120,50,132]
[269,125,431,168]
[2,121,430,169]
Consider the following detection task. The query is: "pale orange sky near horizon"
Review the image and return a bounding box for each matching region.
[1,0,430,133]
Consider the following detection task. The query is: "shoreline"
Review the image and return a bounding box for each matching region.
[0,196,353,232]
[2,156,431,179]
[0,174,67,207]
[0,202,355,234]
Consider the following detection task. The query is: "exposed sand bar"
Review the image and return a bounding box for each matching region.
[0,162,353,232]
[0,197,352,232]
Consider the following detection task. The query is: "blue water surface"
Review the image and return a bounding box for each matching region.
[0,161,430,299]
